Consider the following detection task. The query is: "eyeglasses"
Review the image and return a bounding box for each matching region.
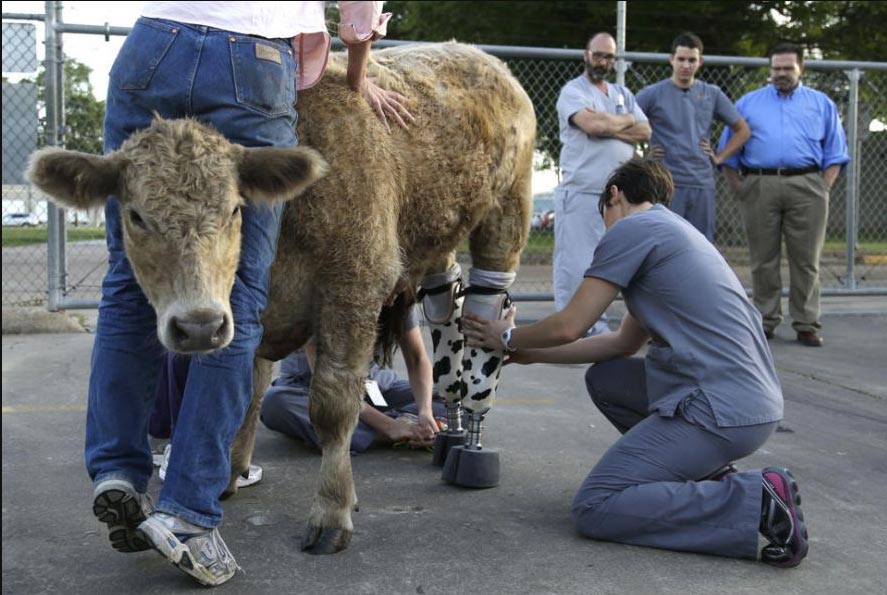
[589,51,616,62]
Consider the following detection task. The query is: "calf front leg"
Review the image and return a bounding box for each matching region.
[301,351,365,554]
[224,356,273,498]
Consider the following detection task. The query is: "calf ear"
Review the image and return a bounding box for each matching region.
[27,147,122,210]
[237,146,329,204]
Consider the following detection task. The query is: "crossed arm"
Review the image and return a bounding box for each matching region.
[570,108,652,145]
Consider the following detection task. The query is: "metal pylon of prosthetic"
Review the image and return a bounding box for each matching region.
[446,400,464,434]
[465,410,486,450]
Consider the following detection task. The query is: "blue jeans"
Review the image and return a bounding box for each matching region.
[86,17,298,528]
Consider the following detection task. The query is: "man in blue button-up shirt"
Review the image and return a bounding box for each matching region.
[719,43,849,347]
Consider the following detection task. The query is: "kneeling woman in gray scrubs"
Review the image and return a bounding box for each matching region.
[463,158,808,567]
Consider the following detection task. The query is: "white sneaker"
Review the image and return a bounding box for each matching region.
[140,512,240,586]
[160,445,261,489]
[92,478,154,553]
[235,464,263,488]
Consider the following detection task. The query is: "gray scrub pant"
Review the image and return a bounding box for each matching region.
[669,185,715,242]
[573,358,778,559]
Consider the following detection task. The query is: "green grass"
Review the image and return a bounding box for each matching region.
[461,232,887,264]
[522,234,886,254]
[4,226,885,256]
[2,226,106,247]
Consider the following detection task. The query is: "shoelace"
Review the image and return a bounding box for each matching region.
[761,480,795,546]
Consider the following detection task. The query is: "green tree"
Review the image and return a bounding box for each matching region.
[384,1,885,165]
[36,55,105,154]
[385,1,884,59]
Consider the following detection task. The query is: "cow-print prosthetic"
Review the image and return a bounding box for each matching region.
[420,266,466,432]
[459,288,511,418]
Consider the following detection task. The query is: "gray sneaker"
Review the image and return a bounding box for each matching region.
[92,479,154,553]
[140,512,240,586]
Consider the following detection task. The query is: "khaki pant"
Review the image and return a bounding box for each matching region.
[737,172,829,333]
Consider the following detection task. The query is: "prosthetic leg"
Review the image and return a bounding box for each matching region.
[419,263,468,467]
[440,281,512,488]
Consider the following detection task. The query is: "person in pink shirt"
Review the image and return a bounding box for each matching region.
[86,2,411,587]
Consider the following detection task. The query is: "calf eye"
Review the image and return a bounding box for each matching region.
[128,209,148,230]
[231,206,241,217]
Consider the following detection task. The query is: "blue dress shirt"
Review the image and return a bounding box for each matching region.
[718,83,849,171]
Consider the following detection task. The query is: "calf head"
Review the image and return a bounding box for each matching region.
[28,118,327,353]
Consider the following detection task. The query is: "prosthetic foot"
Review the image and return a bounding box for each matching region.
[441,411,500,488]
[432,401,467,466]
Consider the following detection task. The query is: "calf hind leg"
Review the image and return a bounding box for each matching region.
[441,177,529,487]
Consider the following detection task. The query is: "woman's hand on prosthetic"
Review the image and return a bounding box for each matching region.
[462,304,517,350]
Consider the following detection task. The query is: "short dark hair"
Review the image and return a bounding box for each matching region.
[671,32,703,55]
[768,42,804,65]
[599,158,674,216]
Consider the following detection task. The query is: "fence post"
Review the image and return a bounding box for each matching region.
[615,1,626,86]
[44,0,66,310]
[844,68,860,291]
[43,0,64,312]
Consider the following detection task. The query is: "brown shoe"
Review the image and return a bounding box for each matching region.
[797,331,823,347]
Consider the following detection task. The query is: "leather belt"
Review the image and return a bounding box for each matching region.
[741,165,820,177]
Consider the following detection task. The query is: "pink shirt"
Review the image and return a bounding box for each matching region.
[141,1,391,89]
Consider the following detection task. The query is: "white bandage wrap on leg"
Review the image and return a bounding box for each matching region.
[468,268,516,291]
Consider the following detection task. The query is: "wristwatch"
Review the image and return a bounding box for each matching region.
[501,326,517,352]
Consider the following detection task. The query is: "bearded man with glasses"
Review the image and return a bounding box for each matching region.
[552,32,651,336]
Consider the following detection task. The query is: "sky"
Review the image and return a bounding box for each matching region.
[3,1,142,99]
[2,1,562,193]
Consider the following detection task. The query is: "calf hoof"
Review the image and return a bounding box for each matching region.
[301,524,352,555]
[441,446,500,488]
[431,430,467,467]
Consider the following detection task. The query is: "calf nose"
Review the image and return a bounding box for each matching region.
[169,309,229,353]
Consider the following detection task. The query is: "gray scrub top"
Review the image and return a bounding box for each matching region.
[584,205,783,427]
[557,75,647,193]
[636,79,742,189]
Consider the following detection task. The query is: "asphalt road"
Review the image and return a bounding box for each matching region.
[2,301,886,594]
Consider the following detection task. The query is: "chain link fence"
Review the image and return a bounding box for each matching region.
[2,11,885,307]
[2,21,49,306]
[503,51,887,296]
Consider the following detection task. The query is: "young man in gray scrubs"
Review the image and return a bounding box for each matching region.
[636,32,750,241]
[463,159,808,568]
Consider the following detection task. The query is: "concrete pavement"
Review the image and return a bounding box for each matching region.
[2,300,886,594]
